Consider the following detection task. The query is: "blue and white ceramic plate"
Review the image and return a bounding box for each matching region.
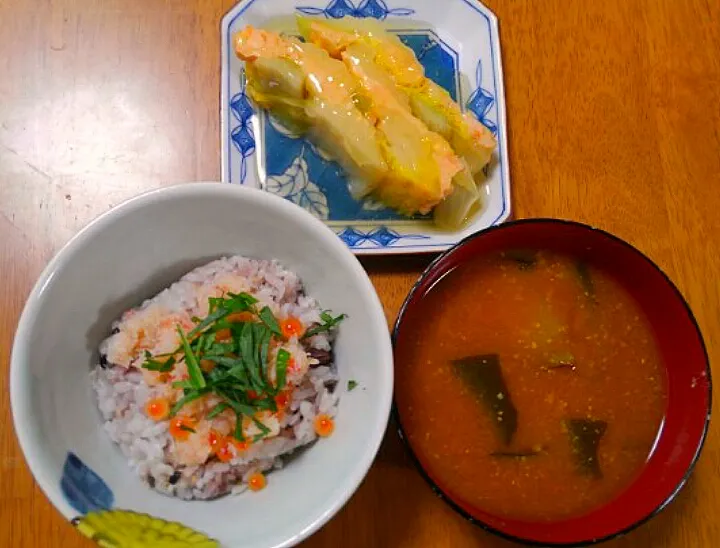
[221,0,510,255]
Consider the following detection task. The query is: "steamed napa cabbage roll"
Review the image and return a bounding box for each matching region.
[297,16,424,88]
[235,26,463,217]
[342,43,483,223]
[234,26,387,196]
[235,24,483,223]
[407,81,496,175]
[297,15,496,176]
[341,43,461,214]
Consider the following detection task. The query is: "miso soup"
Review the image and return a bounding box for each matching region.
[395,250,667,521]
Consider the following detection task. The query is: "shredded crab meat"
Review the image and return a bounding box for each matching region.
[104,305,194,369]
[172,421,213,466]
[194,274,253,317]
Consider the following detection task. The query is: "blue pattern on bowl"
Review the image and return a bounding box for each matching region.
[60,452,114,514]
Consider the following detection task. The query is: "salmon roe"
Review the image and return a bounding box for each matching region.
[216,442,234,463]
[208,430,222,450]
[144,398,170,421]
[248,472,267,492]
[231,438,251,453]
[274,390,292,409]
[313,414,335,438]
[281,317,304,339]
[169,416,197,441]
[208,430,236,463]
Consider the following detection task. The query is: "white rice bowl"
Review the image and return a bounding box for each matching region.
[11,183,393,548]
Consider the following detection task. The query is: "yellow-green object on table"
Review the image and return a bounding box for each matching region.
[73,510,218,547]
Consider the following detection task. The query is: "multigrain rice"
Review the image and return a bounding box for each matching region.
[91,256,340,499]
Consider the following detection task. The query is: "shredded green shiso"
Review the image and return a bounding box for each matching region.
[141,292,345,441]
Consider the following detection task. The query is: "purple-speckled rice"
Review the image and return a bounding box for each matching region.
[90,256,339,500]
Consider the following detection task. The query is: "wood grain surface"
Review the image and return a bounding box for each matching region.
[1,0,719,546]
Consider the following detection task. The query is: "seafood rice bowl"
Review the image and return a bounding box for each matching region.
[92,255,344,500]
[11,182,394,548]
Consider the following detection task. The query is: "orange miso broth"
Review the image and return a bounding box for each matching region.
[395,250,667,522]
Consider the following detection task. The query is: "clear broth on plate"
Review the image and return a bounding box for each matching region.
[395,250,667,522]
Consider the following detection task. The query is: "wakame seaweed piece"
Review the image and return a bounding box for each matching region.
[565,419,608,478]
[503,249,538,270]
[491,448,543,459]
[575,261,597,304]
[451,354,518,445]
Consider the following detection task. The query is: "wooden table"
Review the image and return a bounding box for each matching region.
[1,0,719,546]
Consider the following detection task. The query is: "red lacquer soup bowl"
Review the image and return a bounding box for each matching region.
[392,219,711,546]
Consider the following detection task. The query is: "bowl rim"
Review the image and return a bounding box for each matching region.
[10,181,394,548]
[391,217,712,547]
